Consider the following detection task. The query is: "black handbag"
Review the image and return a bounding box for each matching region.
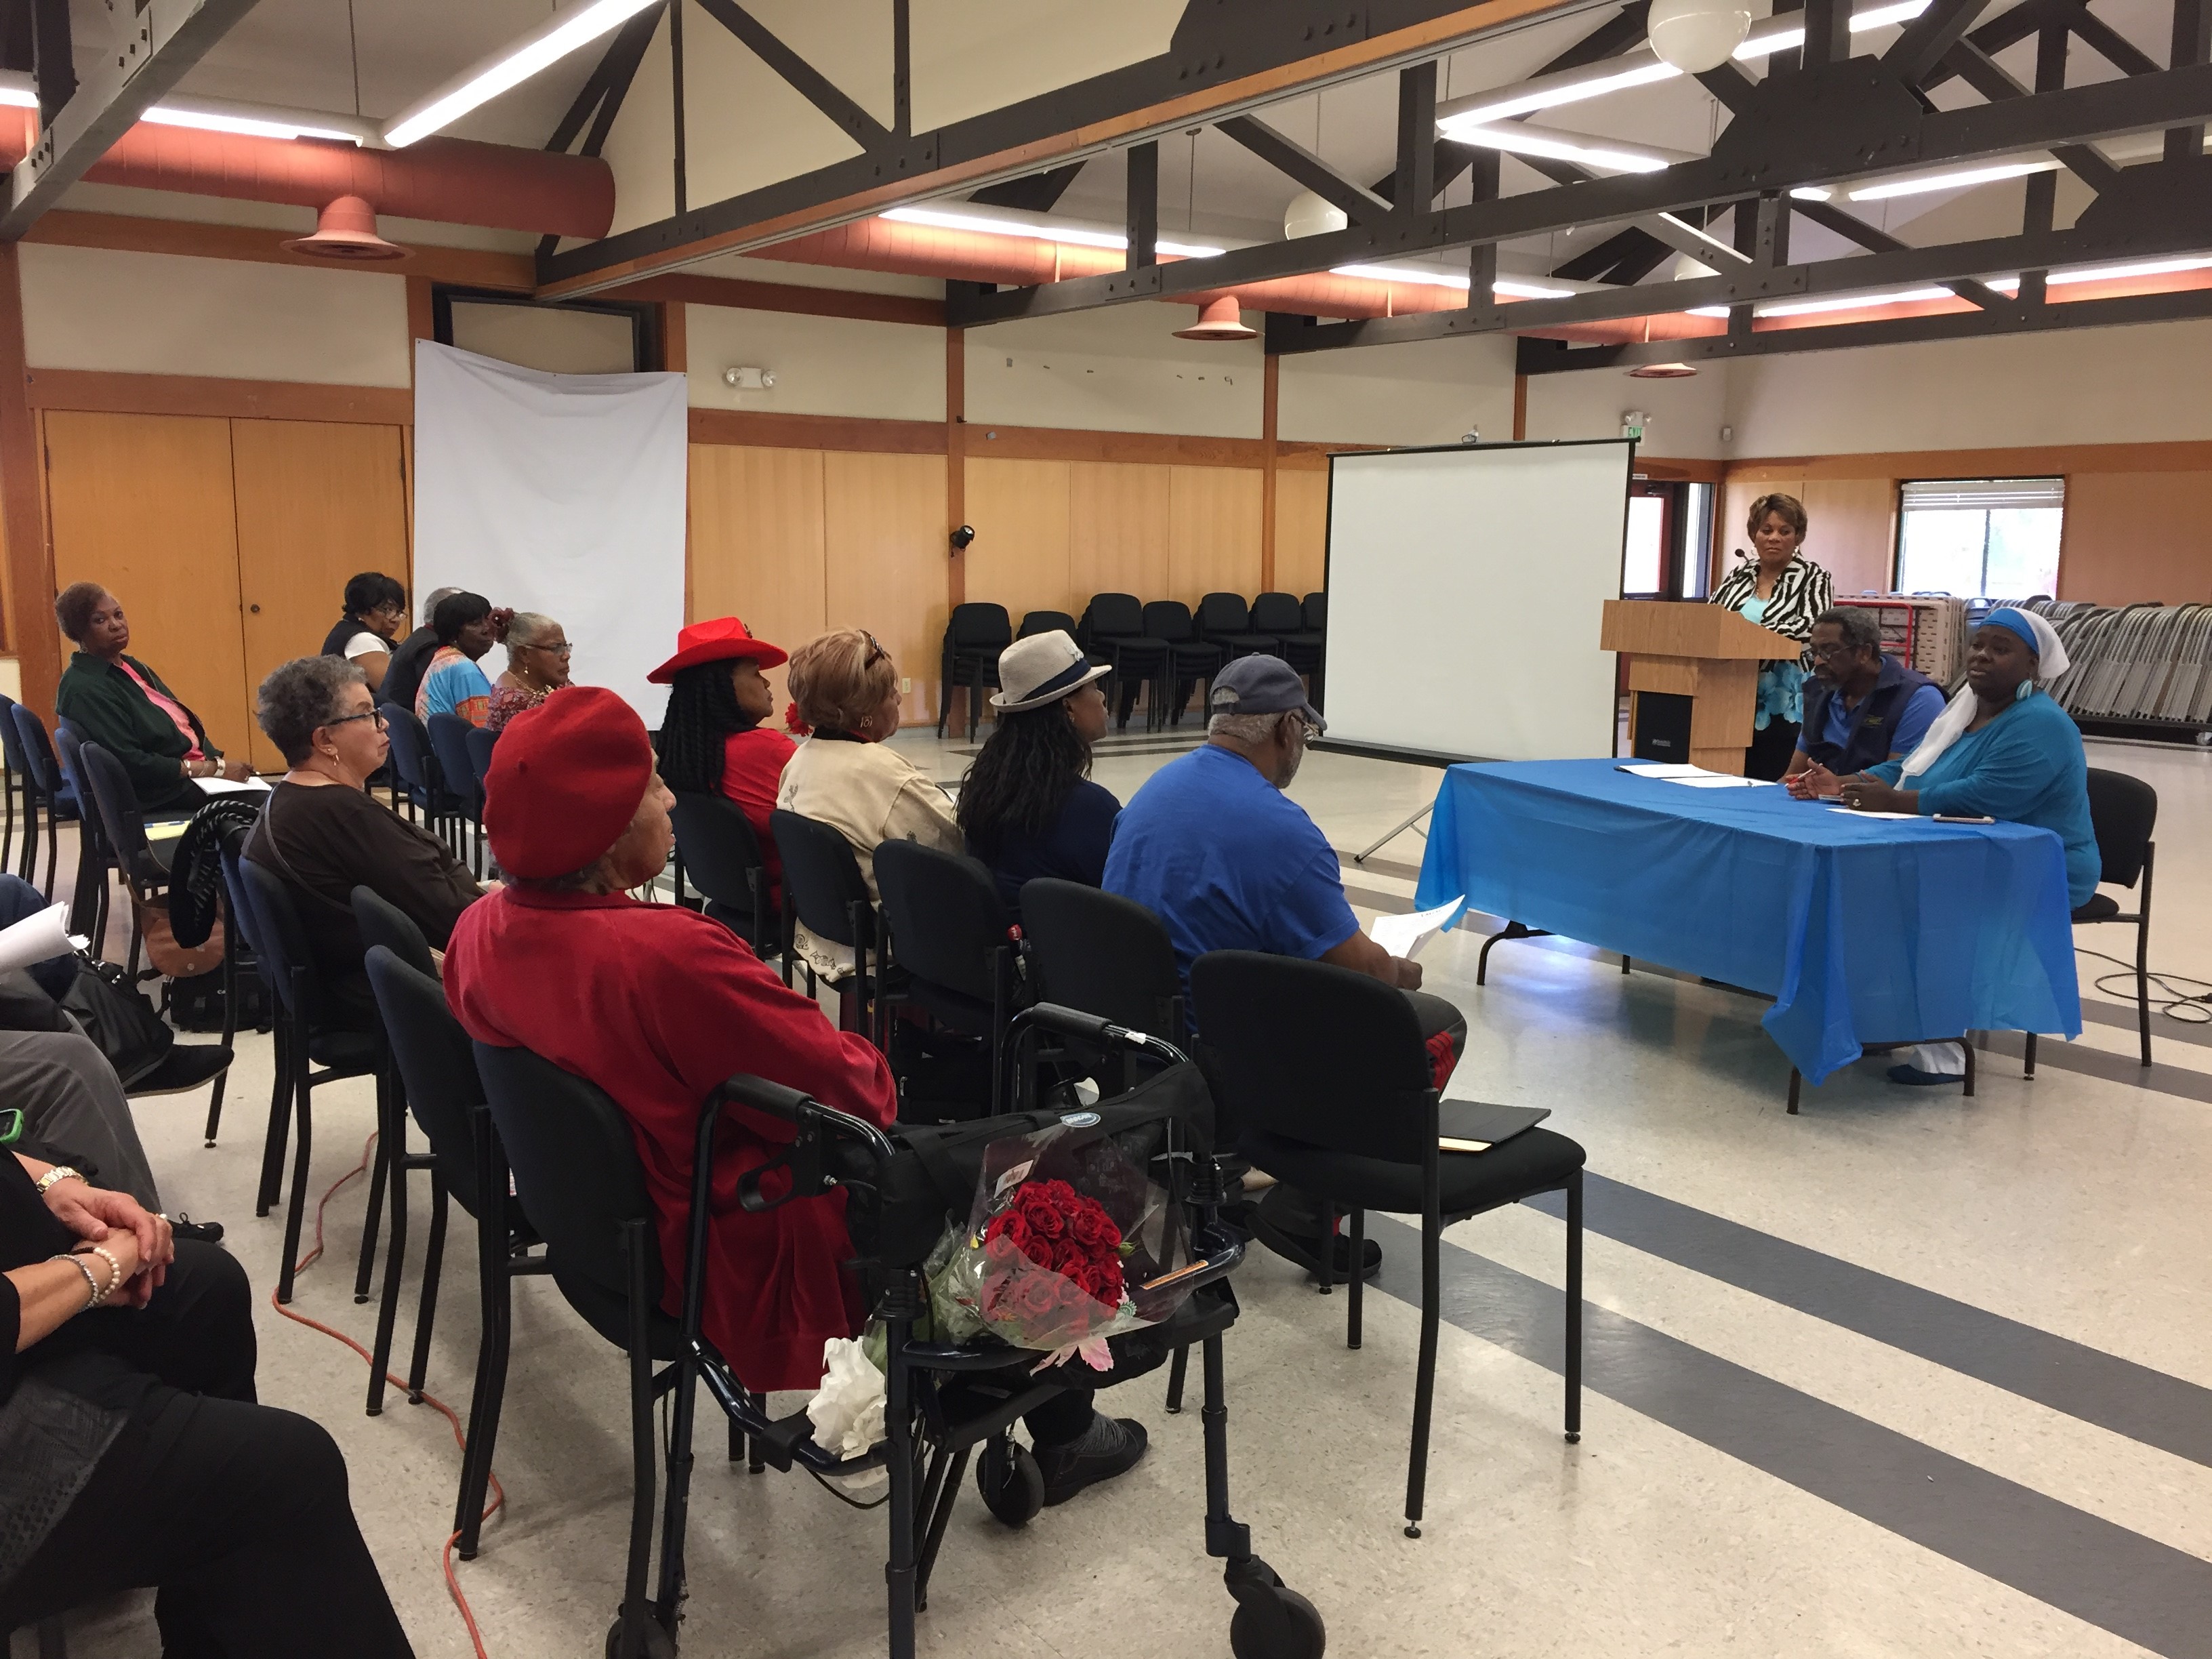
[59,953,175,1088]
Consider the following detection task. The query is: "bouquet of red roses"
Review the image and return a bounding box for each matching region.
[926,1118,1193,1366]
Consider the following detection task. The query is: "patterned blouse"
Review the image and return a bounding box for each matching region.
[485,680,553,733]
[1708,554,1834,659]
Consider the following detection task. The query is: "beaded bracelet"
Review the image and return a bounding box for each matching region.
[52,1252,102,1311]
[83,1245,123,1306]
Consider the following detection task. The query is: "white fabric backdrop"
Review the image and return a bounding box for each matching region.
[412,340,687,726]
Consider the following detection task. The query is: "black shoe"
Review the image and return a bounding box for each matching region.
[168,1214,224,1244]
[1248,1210,1382,1281]
[1033,1416,1148,1507]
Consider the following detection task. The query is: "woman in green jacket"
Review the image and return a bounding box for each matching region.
[52,583,251,819]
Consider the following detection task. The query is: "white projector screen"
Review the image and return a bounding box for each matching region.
[413,340,688,727]
[1322,441,1633,762]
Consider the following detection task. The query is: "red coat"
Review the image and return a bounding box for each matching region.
[721,726,797,908]
[446,886,897,1391]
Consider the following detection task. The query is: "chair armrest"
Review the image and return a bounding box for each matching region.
[706,1076,898,1216]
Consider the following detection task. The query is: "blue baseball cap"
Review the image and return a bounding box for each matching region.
[1207,653,1325,732]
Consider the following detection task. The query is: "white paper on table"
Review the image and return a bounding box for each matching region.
[0,902,86,972]
[1618,762,1708,778]
[1828,806,1919,820]
[1673,775,1776,788]
[193,775,272,797]
[1370,896,1465,960]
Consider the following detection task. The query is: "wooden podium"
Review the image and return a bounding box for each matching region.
[1600,600,1802,775]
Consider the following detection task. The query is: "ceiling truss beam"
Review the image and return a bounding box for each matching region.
[693,0,893,150]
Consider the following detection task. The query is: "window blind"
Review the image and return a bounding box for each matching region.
[1900,477,2066,511]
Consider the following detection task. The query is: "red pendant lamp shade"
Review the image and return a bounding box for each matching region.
[1173,296,1258,340]
[283,194,408,262]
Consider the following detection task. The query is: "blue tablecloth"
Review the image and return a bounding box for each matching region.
[1413,760,2081,1084]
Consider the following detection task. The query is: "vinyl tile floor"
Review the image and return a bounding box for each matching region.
[20,728,2212,1659]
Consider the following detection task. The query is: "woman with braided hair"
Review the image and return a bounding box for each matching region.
[957,630,1119,920]
[649,617,796,907]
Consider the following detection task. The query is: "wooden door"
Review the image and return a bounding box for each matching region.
[689,445,828,710]
[42,411,253,758]
[232,420,411,771]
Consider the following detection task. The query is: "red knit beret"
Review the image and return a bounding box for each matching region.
[482,687,654,881]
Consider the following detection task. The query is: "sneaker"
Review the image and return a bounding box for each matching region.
[1248,1209,1382,1281]
[1033,1415,1149,1506]
[167,1214,225,1244]
[1887,1065,1965,1087]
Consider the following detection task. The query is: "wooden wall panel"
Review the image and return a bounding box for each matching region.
[1801,478,1897,599]
[1167,465,1265,605]
[42,410,253,758]
[1273,469,1329,598]
[688,445,827,710]
[2058,472,2212,605]
[823,450,947,724]
[1068,462,1170,615]
[231,420,409,770]
[963,456,1072,626]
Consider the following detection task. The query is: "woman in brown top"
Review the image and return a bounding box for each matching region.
[245,656,483,1029]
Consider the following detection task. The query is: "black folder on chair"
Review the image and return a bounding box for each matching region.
[1438,1101,1550,1154]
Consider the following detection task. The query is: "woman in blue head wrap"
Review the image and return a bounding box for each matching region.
[1824,607,2100,1084]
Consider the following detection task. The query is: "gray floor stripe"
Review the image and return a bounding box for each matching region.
[1975,1029,2212,1105]
[1517,1175,2212,1467]
[2080,996,2212,1050]
[1364,1215,2212,1659]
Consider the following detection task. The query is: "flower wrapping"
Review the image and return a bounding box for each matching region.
[926,1118,1193,1366]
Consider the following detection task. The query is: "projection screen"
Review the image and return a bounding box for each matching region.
[1322,441,1633,762]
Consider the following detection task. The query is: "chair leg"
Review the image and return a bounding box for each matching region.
[407,1176,447,1404]
[1564,1168,1583,1444]
[1316,1202,1336,1296]
[256,1015,293,1217]
[613,1223,659,1659]
[1347,1208,1365,1350]
[884,1300,920,1659]
[367,1105,409,1416]
[2135,890,2153,1067]
[41,808,56,901]
[2024,1031,2037,1079]
[1404,1176,1441,1539]
[204,918,240,1147]
[1960,1037,1975,1099]
[1164,1344,1189,1414]
[354,1072,392,1305]
[456,1117,507,1557]
[1786,1067,1801,1114]
[275,1019,314,1306]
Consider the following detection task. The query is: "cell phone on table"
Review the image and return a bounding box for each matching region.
[1931,813,1996,824]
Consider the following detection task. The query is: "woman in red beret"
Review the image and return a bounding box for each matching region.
[443,687,898,1393]
[649,617,794,907]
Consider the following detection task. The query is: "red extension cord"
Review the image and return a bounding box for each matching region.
[266,1130,501,1658]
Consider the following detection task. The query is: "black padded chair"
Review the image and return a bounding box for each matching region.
[2026,767,2158,1076]
[1195,593,1280,664]
[465,723,499,792]
[9,701,79,899]
[363,941,548,1557]
[669,792,777,958]
[1079,594,1171,732]
[1298,594,1330,710]
[236,856,388,1306]
[382,703,465,848]
[1141,601,1223,730]
[937,602,1012,741]
[1254,592,1322,693]
[427,713,485,875]
[1020,878,1187,1091]
[52,721,120,958]
[769,808,882,1039]
[76,741,177,983]
[874,840,1018,1116]
[1191,949,1586,1540]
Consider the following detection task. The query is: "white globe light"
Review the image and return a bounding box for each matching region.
[1646,0,1754,72]
[1284,188,1349,240]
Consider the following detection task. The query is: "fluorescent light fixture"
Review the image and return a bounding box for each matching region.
[1329,262,1577,299]
[1848,159,2056,200]
[0,72,35,110]
[386,0,662,148]
[1757,285,1954,316]
[879,205,1223,259]
[142,105,365,144]
[1443,121,1690,173]
[1686,304,1733,317]
[1437,1,1931,130]
[1789,186,1834,201]
[1494,277,1579,299]
[1984,255,2212,291]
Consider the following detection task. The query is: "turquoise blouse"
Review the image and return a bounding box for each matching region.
[1866,689,2100,908]
[1741,598,1805,731]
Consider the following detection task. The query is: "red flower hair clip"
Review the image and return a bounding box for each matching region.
[783,700,812,737]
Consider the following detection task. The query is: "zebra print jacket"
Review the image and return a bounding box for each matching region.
[1709,554,1834,667]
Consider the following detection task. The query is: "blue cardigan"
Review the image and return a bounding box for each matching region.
[1867,690,2100,908]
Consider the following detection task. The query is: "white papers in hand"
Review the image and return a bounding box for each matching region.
[0,902,83,972]
[1370,897,1465,960]
[193,775,272,797]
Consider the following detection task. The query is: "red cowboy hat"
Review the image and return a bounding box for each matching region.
[647,615,788,682]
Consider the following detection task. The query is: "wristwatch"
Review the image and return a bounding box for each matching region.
[34,1165,85,1197]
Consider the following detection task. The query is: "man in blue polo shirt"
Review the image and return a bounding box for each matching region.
[1784,607,1946,792]
[1105,655,1462,1281]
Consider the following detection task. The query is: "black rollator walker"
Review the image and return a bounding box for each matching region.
[478,1003,1322,1659]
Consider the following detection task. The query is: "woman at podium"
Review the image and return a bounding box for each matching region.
[1707,493,1833,779]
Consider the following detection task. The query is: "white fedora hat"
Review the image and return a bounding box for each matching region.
[990,630,1111,712]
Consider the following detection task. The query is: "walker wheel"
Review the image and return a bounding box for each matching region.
[1229,1586,1326,1659]
[604,1605,678,1658]
[976,1436,1044,1528]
